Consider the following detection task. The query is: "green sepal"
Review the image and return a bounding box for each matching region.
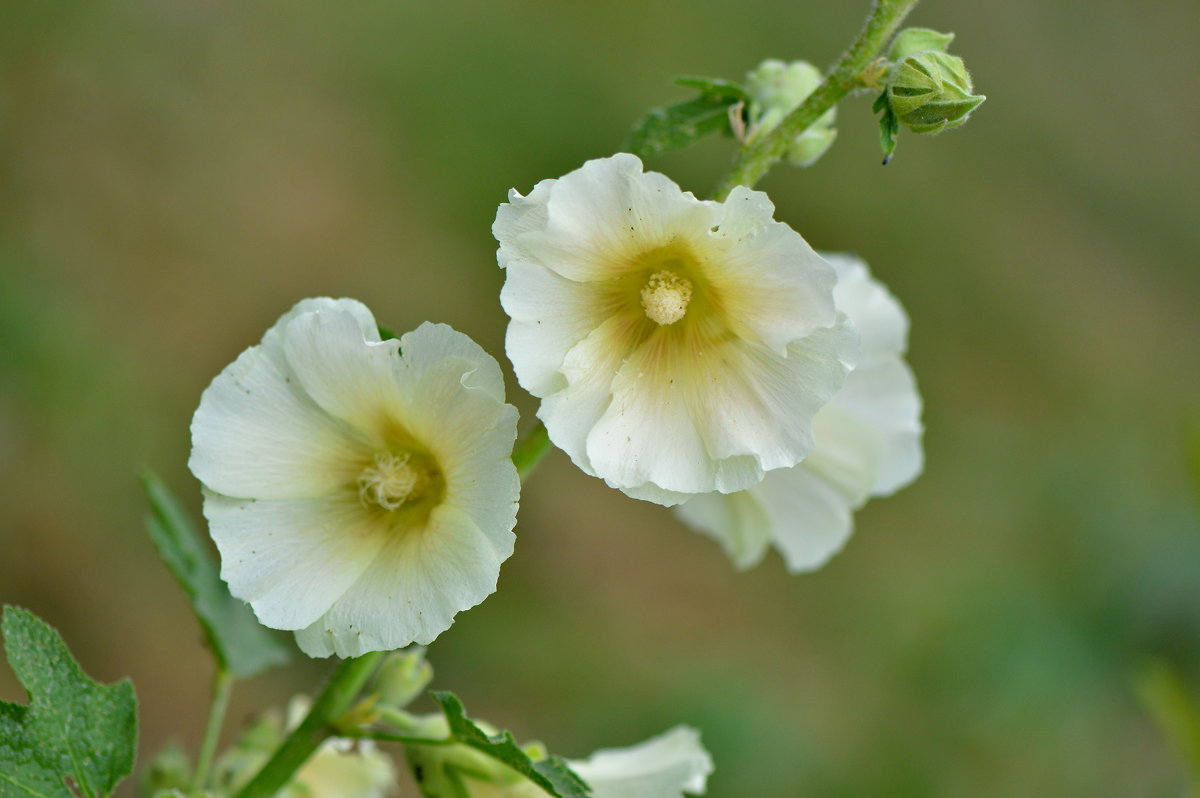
[431,692,592,798]
[886,50,985,136]
[877,99,899,164]
[624,74,748,161]
[377,325,398,341]
[142,472,289,679]
[889,27,955,60]
[0,606,137,798]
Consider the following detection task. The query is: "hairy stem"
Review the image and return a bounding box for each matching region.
[711,0,920,199]
[191,667,234,792]
[234,652,384,798]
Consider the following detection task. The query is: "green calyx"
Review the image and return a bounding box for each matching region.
[888,49,985,134]
[874,28,985,162]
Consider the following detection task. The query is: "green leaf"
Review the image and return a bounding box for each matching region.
[1137,661,1200,789]
[432,692,591,798]
[142,472,289,679]
[624,95,739,161]
[0,606,137,798]
[672,75,751,102]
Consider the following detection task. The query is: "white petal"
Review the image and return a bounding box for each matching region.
[260,297,382,356]
[399,322,508,404]
[708,188,838,353]
[294,504,507,657]
[497,154,714,284]
[570,725,713,798]
[753,466,856,573]
[296,739,396,798]
[585,317,855,498]
[189,338,366,501]
[537,314,640,477]
[280,308,408,437]
[401,357,520,549]
[808,357,923,498]
[501,261,613,397]
[674,490,772,569]
[203,491,388,630]
[823,252,909,364]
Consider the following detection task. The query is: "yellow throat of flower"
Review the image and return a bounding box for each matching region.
[358,451,431,511]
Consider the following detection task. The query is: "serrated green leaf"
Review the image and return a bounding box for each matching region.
[0,606,137,798]
[432,692,591,798]
[672,75,751,102]
[624,95,738,161]
[142,472,289,679]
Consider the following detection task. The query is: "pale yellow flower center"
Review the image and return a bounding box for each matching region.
[640,270,693,326]
[358,451,425,511]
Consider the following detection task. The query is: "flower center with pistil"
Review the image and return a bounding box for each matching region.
[358,451,428,511]
[640,270,693,326]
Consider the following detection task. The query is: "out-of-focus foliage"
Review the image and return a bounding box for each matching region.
[0,1,1197,797]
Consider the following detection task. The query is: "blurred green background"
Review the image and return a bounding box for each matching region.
[2,0,1198,795]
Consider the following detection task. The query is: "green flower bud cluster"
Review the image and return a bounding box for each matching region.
[875,28,985,162]
[744,59,837,168]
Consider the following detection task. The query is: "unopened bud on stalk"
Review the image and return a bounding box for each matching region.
[745,59,837,167]
[875,28,984,162]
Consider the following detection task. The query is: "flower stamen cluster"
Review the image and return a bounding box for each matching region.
[357,451,435,511]
[640,270,694,326]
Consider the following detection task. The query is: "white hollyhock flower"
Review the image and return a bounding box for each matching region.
[189,298,519,657]
[448,726,713,798]
[569,725,713,798]
[496,153,856,505]
[676,253,923,571]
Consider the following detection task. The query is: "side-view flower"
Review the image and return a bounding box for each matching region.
[495,153,857,506]
[409,723,713,798]
[676,253,923,571]
[189,298,520,658]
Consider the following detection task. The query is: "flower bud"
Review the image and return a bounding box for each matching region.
[886,37,984,135]
[372,648,433,710]
[744,59,837,167]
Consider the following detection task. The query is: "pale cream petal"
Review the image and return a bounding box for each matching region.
[537,313,644,476]
[203,491,388,630]
[688,318,857,471]
[497,154,716,283]
[399,322,508,404]
[810,359,923,497]
[754,466,856,573]
[618,480,695,507]
[501,260,614,397]
[294,504,506,657]
[280,308,408,438]
[570,725,713,798]
[401,357,520,550]
[823,252,909,364]
[674,490,772,570]
[706,187,838,353]
[189,336,366,501]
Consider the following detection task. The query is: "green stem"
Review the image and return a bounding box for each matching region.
[342,730,454,746]
[234,652,384,798]
[711,0,920,199]
[512,421,551,483]
[191,667,234,792]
